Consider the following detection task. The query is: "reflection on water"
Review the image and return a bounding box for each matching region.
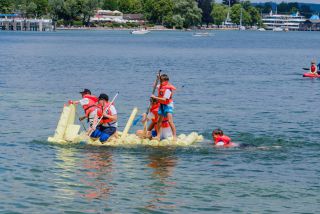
[80,150,113,201]
[145,151,178,211]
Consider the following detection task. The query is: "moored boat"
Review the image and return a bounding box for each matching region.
[131,29,150,35]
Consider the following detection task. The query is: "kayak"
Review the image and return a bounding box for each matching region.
[303,73,320,78]
[47,104,203,147]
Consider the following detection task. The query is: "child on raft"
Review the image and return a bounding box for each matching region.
[151,74,177,141]
[212,129,237,147]
[136,98,173,140]
[68,88,99,127]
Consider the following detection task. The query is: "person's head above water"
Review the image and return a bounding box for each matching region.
[212,129,223,140]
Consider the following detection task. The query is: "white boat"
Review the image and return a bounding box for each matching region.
[273,27,283,32]
[239,26,246,30]
[131,29,150,35]
[193,32,211,37]
[258,27,266,31]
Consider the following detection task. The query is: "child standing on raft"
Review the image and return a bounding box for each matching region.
[151,74,177,141]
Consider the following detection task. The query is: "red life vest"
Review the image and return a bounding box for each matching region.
[311,64,317,73]
[158,81,176,105]
[214,135,231,145]
[97,102,116,125]
[82,94,98,117]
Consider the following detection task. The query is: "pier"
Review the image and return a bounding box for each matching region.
[0,14,53,31]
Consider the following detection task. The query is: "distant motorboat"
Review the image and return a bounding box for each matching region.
[258,28,266,31]
[239,26,246,30]
[273,27,283,32]
[131,29,150,35]
[193,32,212,37]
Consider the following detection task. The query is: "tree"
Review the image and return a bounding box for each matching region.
[118,0,143,14]
[262,2,272,14]
[230,3,250,25]
[26,1,37,17]
[101,0,118,10]
[144,0,174,25]
[0,0,14,13]
[210,3,228,25]
[222,0,239,7]
[198,0,213,26]
[247,6,261,26]
[173,0,202,28]
[78,0,100,26]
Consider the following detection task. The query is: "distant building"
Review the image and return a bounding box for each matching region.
[262,11,306,31]
[0,14,53,31]
[299,15,320,31]
[90,10,126,23]
[123,14,145,24]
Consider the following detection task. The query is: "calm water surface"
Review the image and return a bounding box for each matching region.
[0,30,320,213]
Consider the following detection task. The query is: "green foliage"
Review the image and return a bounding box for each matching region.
[101,0,118,10]
[198,0,213,25]
[144,0,174,25]
[211,3,228,25]
[173,0,202,28]
[118,0,143,14]
[230,4,250,25]
[0,0,14,14]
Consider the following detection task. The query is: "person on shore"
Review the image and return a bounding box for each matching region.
[68,88,99,126]
[151,74,177,141]
[310,61,318,75]
[89,93,117,143]
[136,99,172,140]
[212,129,233,147]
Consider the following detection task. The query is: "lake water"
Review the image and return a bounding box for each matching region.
[0,30,319,213]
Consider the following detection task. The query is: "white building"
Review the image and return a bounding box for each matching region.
[90,10,126,23]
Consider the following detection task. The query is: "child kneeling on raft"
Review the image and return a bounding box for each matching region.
[89,93,117,143]
[212,129,235,147]
[136,99,172,140]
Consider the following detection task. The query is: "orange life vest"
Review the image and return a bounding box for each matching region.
[82,94,98,117]
[214,135,231,145]
[158,81,176,105]
[150,103,160,123]
[97,102,116,125]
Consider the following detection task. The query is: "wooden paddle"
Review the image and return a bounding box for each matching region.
[142,70,161,136]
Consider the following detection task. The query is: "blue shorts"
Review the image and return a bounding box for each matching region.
[158,103,174,116]
[90,126,116,143]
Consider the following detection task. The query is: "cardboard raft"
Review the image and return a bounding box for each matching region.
[47,104,203,146]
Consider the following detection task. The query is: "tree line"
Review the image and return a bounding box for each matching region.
[0,0,313,28]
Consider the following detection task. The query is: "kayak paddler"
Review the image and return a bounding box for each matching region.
[310,61,318,75]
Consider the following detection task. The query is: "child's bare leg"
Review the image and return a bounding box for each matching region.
[154,116,163,140]
[167,113,177,140]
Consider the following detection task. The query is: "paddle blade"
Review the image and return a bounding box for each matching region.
[133,115,143,126]
[303,68,310,70]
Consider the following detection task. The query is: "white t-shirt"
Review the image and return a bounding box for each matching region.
[79,98,89,106]
[102,105,118,128]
